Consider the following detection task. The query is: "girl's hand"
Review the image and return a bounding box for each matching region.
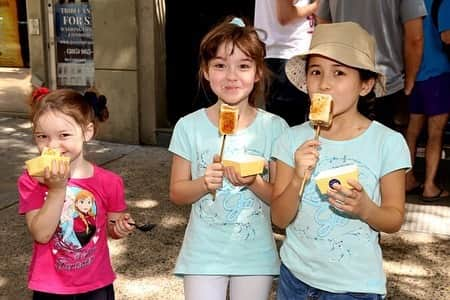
[294,140,320,181]
[40,159,70,190]
[327,179,371,219]
[223,166,257,187]
[111,213,135,238]
[203,154,224,193]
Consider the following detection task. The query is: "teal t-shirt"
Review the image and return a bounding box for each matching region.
[169,108,288,276]
[272,121,411,294]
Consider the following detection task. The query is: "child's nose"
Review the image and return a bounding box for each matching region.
[319,76,331,91]
[48,138,60,149]
[226,67,238,80]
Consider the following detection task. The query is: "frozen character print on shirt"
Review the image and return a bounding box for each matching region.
[73,189,97,246]
[53,187,98,271]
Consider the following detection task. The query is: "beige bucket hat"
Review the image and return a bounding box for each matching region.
[285,22,386,96]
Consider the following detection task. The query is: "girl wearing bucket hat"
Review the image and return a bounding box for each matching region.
[271,22,411,299]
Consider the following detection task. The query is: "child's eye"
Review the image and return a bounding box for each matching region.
[212,63,226,69]
[309,69,320,76]
[60,133,71,138]
[334,70,345,76]
[239,64,252,69]
[35,134,47,140]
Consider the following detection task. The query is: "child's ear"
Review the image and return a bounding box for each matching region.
[84,122,94,142]
[360,78,375,96]
[203,69,210,82]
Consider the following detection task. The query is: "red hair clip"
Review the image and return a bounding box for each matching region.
[32,87,50,102]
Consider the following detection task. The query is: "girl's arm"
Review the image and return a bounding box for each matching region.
[271,160,302,228]
[276,0,320,25]
[107,212,135,239]
[169,154,223,205]
[25,160,69,244]
[328,169,406,233]
[271,139,320,228]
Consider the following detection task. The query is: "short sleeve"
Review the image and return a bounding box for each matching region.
[272,129,295,168]
[400,0,427,23]
[17,171,47,214]
[316,0,331,20]
[380,131,412,177]
[438,0,450,32]
[168,116,192,162]
[105,173,127,212]
[270,116,289,158]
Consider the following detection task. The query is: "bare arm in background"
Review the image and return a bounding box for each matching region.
[277,0,320,25]
[442,30,450,44]
[403,17,424,95]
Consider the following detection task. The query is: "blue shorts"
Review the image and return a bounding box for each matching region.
[409,72,450,116]
[277,263,382,300]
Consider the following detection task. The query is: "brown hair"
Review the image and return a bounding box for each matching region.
[198,16,269,106]
[29,89,109,135]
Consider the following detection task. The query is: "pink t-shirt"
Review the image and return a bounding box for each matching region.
[18,165,127,294]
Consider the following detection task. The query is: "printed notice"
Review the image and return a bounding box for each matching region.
[55,3,94,89]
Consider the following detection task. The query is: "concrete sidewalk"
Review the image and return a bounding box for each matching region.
[0,116,449,299]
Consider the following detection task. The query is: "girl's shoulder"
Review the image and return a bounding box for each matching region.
[255,108,289,128]
[176,109,207,123]
[368,121,405,141]
[91,165,124,184]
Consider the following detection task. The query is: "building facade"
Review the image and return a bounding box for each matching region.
[1,0,254,144]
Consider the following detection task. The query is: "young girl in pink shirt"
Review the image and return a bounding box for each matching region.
[18,88,135,299]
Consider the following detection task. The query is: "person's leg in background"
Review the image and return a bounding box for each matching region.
[394,90,410,135]
[405,113,426,192]
[184,275,228,300]
[423,113,450,198]
[265,58,309,126]
[229,275,274,300]
[406,72,450,199]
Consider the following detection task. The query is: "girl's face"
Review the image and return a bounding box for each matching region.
[76,197,93,214]
[204,42,259,106]
[33,110,93,163]
[306,55,374,119]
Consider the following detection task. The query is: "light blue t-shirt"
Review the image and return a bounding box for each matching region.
[272,121,411,294]
[169,108,288,276]
[416,0,450,81]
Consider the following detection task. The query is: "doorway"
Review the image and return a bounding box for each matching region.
[0,0,29,67]
[165,0,255,126]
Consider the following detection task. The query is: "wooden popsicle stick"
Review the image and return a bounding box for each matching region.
[218,134,227,162]
[298,125,321,198]
[212,135,227,201]
[313,125,321,140]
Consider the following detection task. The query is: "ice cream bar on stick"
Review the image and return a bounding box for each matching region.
[213,103,239,200]
[298,93,333,198]
[309,93,333,140]
[218,103,239,161]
